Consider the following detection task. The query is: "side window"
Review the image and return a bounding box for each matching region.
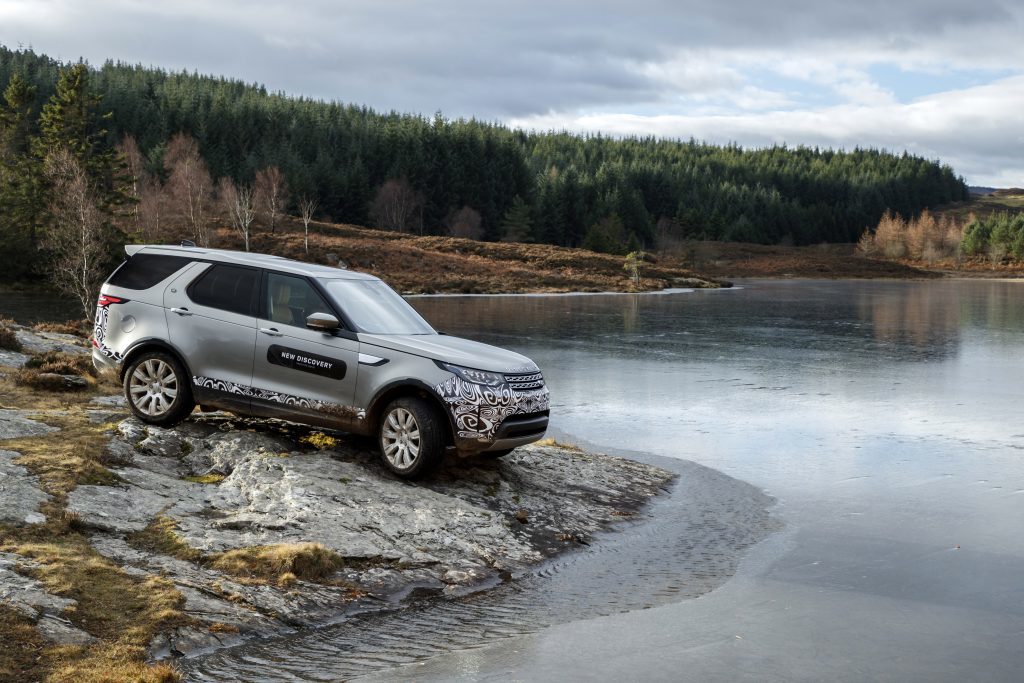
[188,264,258,316]
[265,272,332,327]
[107,254,193,290]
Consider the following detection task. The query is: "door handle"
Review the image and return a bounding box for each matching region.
[170,307,192,316]
[259,327,283,337]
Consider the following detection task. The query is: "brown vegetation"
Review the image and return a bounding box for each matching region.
[228,217,722,293]
[682,241,936,279]
[210,543,346,585]
[0,319,20,351]
[0,368,186,682]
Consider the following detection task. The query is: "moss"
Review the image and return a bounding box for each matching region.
[300,431,338,450]
[183,473,226,485]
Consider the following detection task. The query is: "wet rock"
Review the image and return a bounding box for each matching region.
[59,411,671,661]
[0,409,59,440]
[0,450,50,526]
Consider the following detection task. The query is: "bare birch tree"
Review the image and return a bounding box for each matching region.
[370,178,422,233]
[446,205,483,240]
[116,134,145,238]
[218,177,258,251]
[298,194,319,254]
[137,180,167,243]
[164,133,213,246]
[255,166,288,234]
[43,148,108,320]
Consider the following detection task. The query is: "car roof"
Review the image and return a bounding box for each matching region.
[126,245,378,281]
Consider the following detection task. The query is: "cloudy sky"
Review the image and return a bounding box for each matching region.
[2,0,1022,186]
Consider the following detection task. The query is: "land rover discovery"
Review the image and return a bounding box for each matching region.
[91,245,550,478]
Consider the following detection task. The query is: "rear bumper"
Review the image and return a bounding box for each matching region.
[91,345,120,377]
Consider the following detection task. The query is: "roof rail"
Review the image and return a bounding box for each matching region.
[180,239,197,247]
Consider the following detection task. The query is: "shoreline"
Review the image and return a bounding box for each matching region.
[0,326,681,680]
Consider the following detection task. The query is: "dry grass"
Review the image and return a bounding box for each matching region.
[0,321,21,352]
[214,219,722,294]
[0,604,46,682]
[210,543,345,584]
[535,438,583,452]
[12,350,108,394]
[127,516,203,563]
[0,530,188,683]
[0,377,183,682]
[32,320,91,337]
[24,351,96,377]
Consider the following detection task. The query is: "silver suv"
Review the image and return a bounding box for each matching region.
[92,245,549,478]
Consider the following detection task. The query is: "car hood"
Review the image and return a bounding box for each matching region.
[357,333,539,373]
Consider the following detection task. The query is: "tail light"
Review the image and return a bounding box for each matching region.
[97,294,126,307]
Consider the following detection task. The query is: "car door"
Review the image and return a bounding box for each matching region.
[249,270,361,428]
[163,262,259,413]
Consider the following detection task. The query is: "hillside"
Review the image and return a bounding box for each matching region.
[225,218,727,293]
[1,44,968,255]
[932,188,1024,222]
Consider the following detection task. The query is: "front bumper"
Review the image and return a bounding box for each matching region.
[433,373,551,454]
[482,411,549,452]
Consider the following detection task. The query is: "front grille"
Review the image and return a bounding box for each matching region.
[504,371,545,391]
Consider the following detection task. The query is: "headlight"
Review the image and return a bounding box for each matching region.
[436,361,505,386]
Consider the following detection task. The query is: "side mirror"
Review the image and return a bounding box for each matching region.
[306,312,340,332]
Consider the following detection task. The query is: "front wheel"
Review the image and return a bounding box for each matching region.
[378,397,445,479]
[123,351,195,426]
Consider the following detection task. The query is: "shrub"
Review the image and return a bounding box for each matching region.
[24,350,97,377]
[0,323,21,352]
[14,368,89,391]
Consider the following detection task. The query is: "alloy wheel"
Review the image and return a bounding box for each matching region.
[381,407,421,470]
[128,358,179,417]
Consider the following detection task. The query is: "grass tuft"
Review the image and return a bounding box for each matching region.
[210,543,345,584]
[127,516,203,563]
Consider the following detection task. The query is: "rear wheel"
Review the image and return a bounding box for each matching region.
[378,397,444,479]
[124,351,195,426]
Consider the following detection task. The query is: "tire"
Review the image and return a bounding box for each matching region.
[482,448,514,459]
[378,396,445,479]
[123,351,195,427]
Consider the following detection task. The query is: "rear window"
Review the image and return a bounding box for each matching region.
[107,254,193,290]
[188,264,259,317]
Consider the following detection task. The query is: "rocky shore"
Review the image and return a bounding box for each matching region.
[0,323,673,679]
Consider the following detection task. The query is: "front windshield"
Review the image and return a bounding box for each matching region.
[322,279,435,335]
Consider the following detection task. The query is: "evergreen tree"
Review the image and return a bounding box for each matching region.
[500,195,533,242]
